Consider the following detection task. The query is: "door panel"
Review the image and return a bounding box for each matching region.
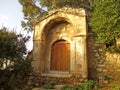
[51,40,70,71]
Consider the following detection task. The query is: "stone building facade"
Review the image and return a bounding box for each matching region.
[31,7,120,86]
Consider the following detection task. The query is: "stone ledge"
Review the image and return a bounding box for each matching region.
[32,87,55,90]
[32,85,65,90]
[41,72,72,78]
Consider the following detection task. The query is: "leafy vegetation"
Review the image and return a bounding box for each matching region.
[90,0,120,52]
[0,27,29,59]
[112,84,120,90]
[0,27,32,90]
[19,0,120,52]
[103,75,111,81]
[41,81,56,89]
[63,80,95,90]
[18,0,91,31]
[63,79,120,90]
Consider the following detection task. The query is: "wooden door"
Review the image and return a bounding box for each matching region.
[51,40,70,71]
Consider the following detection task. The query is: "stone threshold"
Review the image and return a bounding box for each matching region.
[41,71,72,77]
[32,85,65,90]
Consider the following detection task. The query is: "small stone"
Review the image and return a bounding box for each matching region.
[54,85,65,90]
[32,87,41,90]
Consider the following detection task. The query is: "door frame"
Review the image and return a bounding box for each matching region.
[50,39,70,72]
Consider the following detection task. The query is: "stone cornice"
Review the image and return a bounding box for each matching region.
[36,7,86,25]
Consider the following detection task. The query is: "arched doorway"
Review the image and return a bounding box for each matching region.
[50,40,70,72]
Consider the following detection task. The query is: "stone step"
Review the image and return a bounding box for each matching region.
[54,85,65,90]
[32,85,65,90]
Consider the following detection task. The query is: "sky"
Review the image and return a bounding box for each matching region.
[0,0,33,51]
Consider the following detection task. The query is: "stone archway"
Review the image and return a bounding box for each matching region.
[51,40,70,72]
[33,7,88,83]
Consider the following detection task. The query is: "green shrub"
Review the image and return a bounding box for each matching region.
[63,80,95,90]
[112,84,120,90]
[42,81,56,89]
[95,83,106,88]
[78,80,95,90]
[0,58,32,90]
[0,27,32,90]
[103,75,111,81]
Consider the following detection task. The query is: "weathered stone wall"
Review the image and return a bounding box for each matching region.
[27,73,87,88]
[105,52,120,80]
[30,7,120,88]
[30,7,88,87]
[88,32,120,82]
[33,7,87,78]
[28,31,120,88]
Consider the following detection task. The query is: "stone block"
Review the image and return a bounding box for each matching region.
[32,87,41,90]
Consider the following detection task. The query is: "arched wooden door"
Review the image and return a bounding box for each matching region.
[51,40,70,72]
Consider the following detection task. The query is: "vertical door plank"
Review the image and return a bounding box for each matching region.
[51,40,70,71]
